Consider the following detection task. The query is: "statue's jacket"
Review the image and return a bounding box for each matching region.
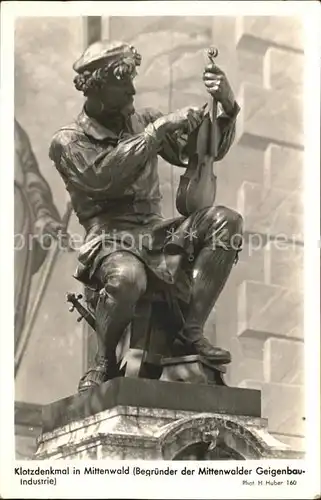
[49,105,238,303]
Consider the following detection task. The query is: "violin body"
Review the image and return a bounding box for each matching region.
[176,115,217,217]
[175,46,219,218]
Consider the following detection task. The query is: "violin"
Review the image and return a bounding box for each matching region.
[176,47,219,217]
[66,292,96,330]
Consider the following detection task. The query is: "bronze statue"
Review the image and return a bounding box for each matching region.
[49,40,243,392]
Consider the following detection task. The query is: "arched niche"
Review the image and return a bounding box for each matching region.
[172,441,245,460]
[158,413,295,460]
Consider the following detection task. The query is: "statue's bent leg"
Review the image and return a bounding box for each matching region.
[179,205,243,364]
[78,251,147,392]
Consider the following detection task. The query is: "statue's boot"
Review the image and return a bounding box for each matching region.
[78,353,111,393]
[78,252,147,393]
[178,246,239,365]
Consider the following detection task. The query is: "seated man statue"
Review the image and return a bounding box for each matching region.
[49,40,243,392]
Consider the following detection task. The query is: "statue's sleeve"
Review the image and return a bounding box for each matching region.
[139,103,240,167]
[49,128,161,198]
[16,121,61,222]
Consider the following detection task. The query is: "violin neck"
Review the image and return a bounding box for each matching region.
[68,296,96,330]
[77,304,96,330]
[207,97,218,159]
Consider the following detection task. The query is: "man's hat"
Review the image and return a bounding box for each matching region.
[73,40,141,74]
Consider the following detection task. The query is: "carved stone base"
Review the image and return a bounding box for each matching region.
[35,378,303,460]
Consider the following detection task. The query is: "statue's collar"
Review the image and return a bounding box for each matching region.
[77,109,119,141]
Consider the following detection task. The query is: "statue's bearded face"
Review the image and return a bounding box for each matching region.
[74,52,140,117]
[99,72,136,116]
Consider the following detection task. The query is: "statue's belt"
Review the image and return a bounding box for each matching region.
[82,200,162,232]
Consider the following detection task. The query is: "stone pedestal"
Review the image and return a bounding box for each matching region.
[35,377,302,460]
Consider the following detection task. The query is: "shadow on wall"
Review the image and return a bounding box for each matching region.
[14,17,85,406]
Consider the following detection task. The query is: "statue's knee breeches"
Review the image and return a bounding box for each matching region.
[96,251,147,301]
[165,205,243,259]
[204,205,243,233]
[202,205,243,251]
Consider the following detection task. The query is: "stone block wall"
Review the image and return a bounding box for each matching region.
[212,16,305,453]
[105,16,305,451]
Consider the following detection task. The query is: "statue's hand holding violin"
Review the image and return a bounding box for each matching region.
[202,58,236,117]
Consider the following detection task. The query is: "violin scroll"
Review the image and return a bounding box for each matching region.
[208,47,218,62]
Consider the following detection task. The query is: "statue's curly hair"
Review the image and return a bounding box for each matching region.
[73,49,142,96]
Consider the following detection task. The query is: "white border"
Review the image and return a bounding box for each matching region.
[303,6,321,499]
[1,1,320,499]
[1,0,320,17]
